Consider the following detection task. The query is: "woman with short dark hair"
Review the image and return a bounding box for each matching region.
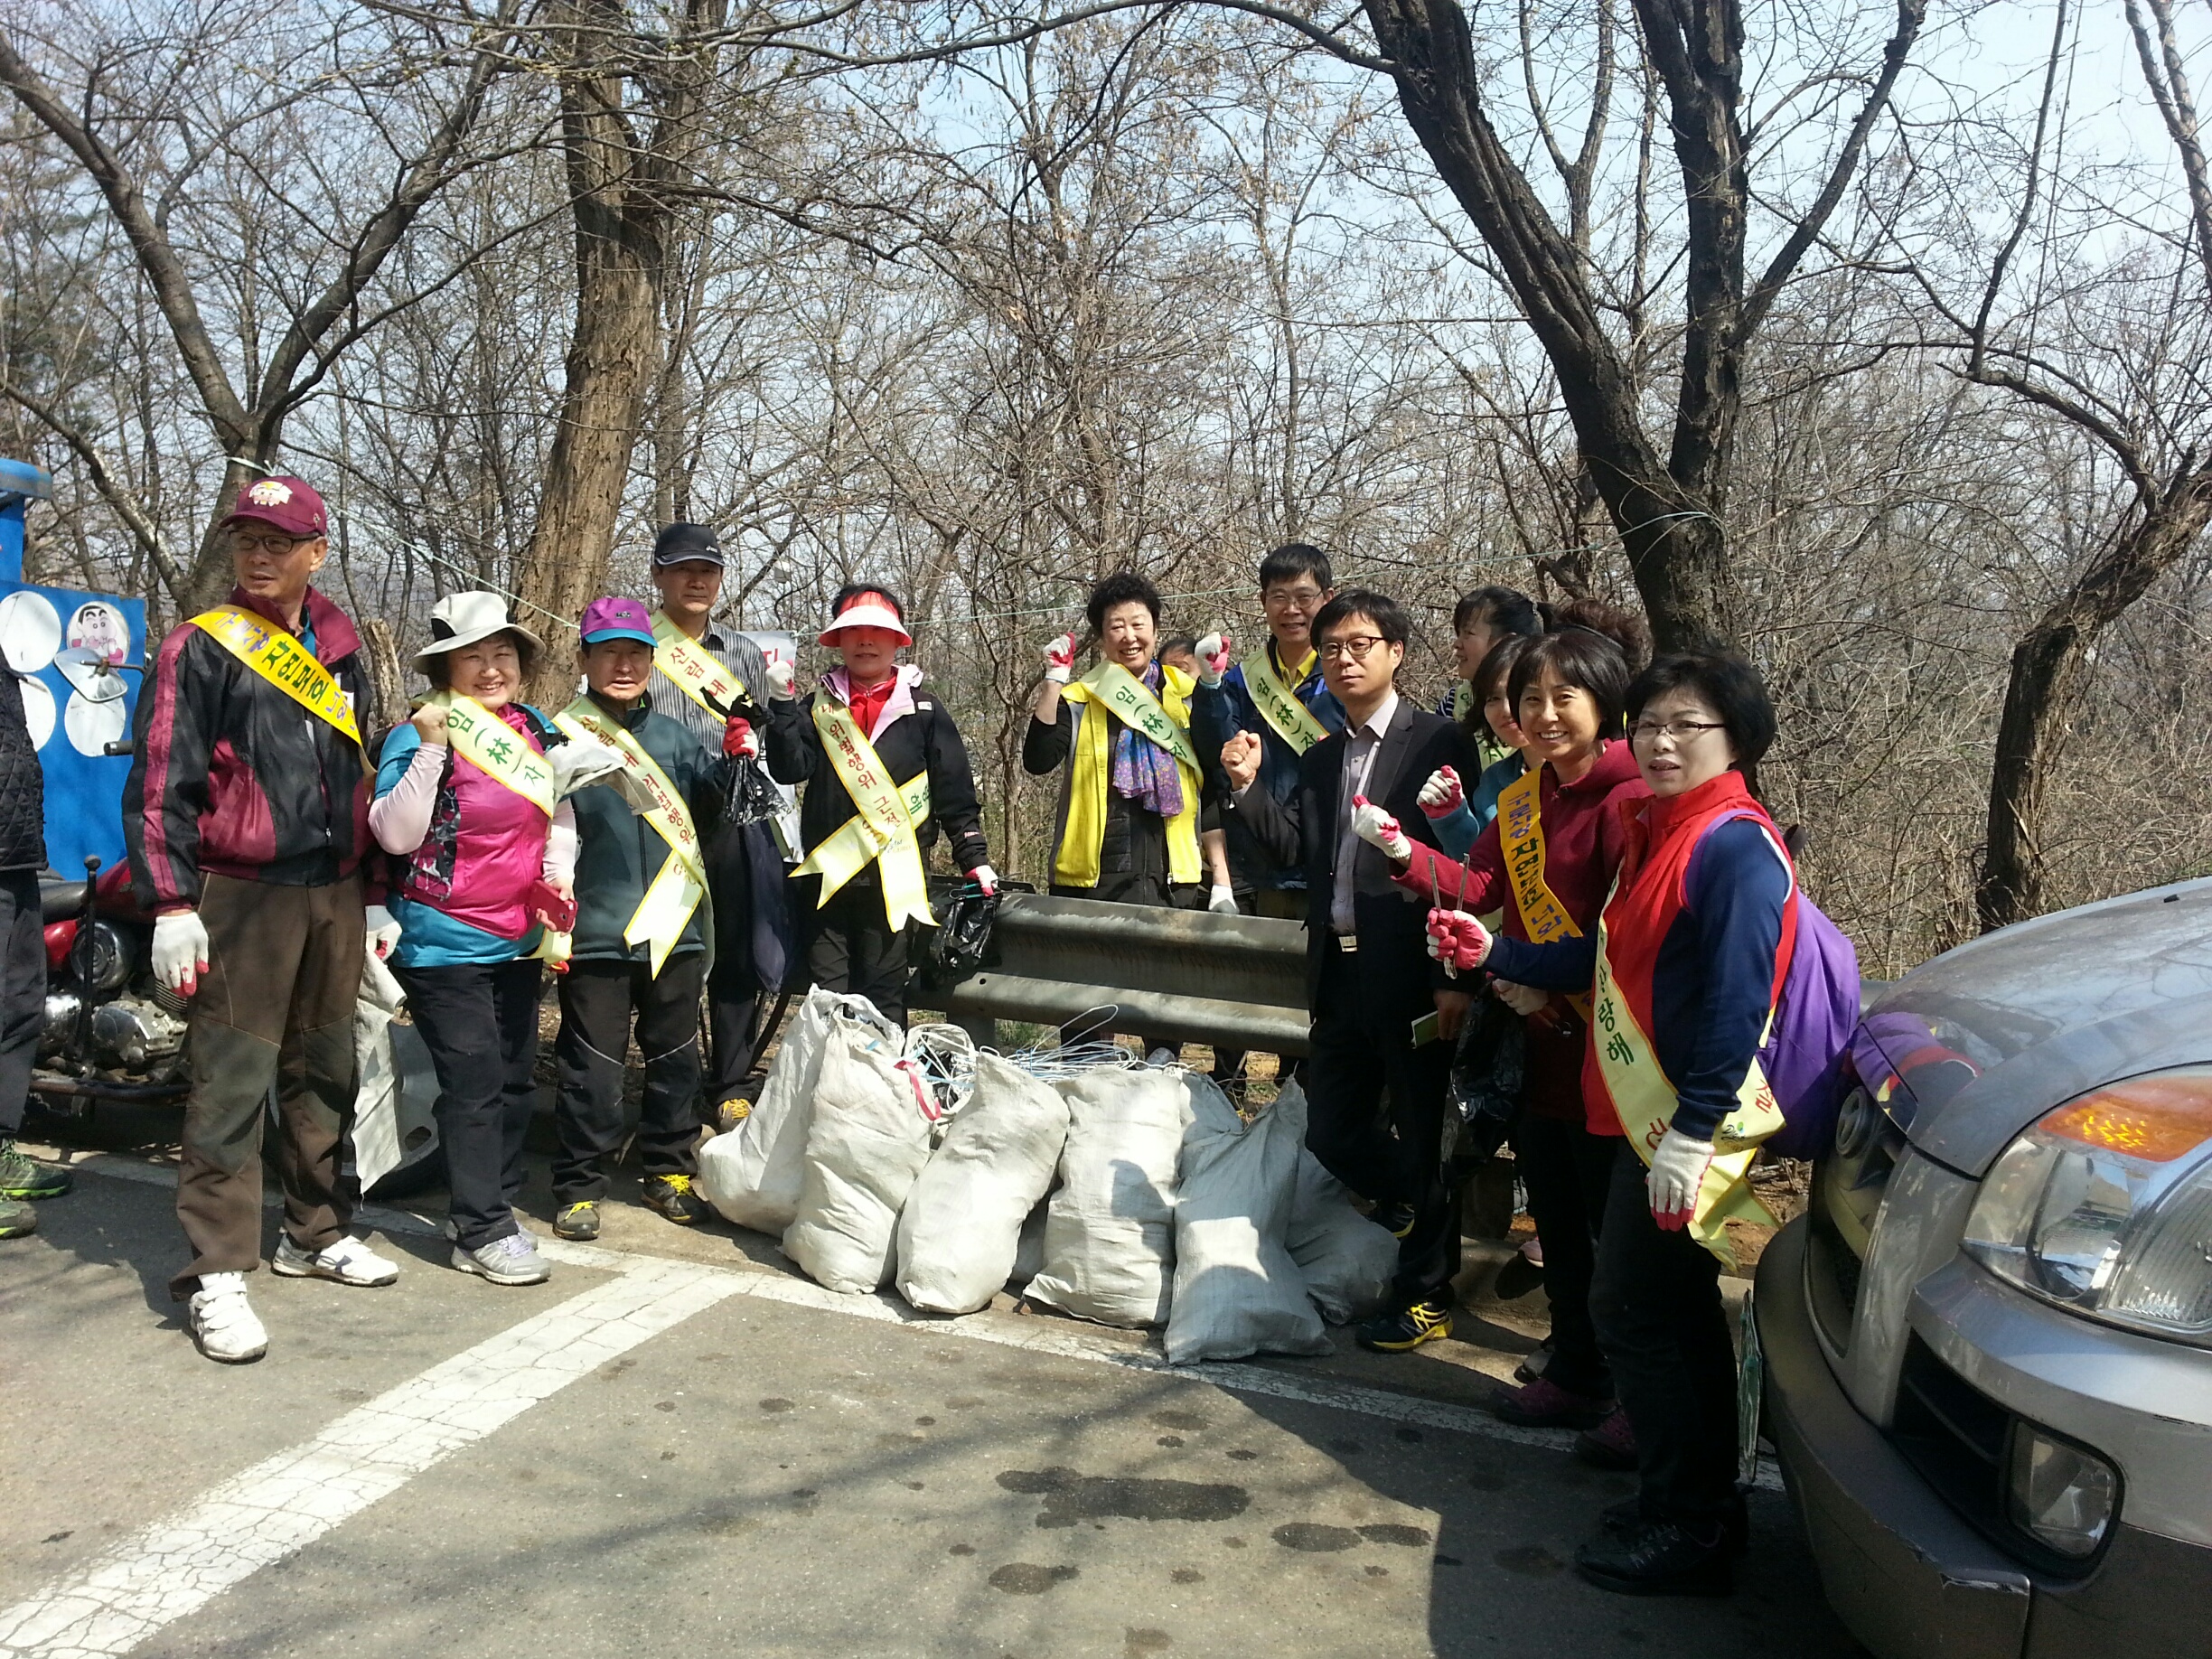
[1354,611,1650,1455]
[1452,651,1799,1595]
[1441,585,1544,741]
[1024,570,1204,907]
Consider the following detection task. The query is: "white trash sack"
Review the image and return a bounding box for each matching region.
[1279,1082,1401,1324]
[1024,1064,1191,1328]
[782,1012,935,1293]
[895,1053,1072,1315]
[697,989,899,1235]
[1165,1075,1331,1364]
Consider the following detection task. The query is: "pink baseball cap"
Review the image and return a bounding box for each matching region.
[221,475,327,539]
[579,595,656,647]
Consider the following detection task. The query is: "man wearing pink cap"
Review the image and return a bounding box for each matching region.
[548,595,748,1239]
[125,474,400,1364]
[764,583,994,1026]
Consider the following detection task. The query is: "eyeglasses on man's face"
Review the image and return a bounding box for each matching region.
[232,531,306,557]
[1318,634,1389,661]
[1628,717,1727,744]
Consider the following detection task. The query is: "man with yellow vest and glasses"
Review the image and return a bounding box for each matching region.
[549,596,748,1241]
[126,474,402,1364]
[764,584,995,1026]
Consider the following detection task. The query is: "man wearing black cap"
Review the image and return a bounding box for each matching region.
[646,523,792,1118]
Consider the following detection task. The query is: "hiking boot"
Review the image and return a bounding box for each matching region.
[0,1138,71,1200]
[0,1195,34,1239]
[1493,1375,1612,1429]
[1575,1514,1734,1597]
[552,1201,600,1241]
[642,1174,708,1225]
[188,1272,268,1364]
[1372,1201,1418,1239]
[1575,1406,1638,1470]
[451,1231,551,1286]
[271,1233,400,1287]
[1356,1298,1452,1352]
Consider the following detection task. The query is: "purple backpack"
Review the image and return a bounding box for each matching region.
[1715,811,1862,1159]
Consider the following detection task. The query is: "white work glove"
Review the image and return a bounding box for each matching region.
[1646,1128,1717,1232]
[548,734,625,798]
[1350,793,1412,863]
[1418,765,1465,820]
[1207,884,1238,914]
[1195,631,1232,689]
[969,863,999,895]
[1043,630,1077,684]
[365,904,402,962]
[765,659,795,699]
[1493,979,1549,1017]
[152,909,211,996]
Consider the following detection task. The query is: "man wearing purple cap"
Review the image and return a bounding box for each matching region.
[125,474,401,1364]
[548,596,745,1239]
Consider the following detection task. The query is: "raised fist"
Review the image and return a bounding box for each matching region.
[1351,794,1411,863]
[1418,765,1464,819]
[1423,906,1493,973]
[1221,730,1263,792]
[765,659,795,699]
[1043,630,1078,684]
[1195,631,1232,689]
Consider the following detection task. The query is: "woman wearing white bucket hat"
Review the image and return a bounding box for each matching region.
[370,591,577,1287]
[764,583,994,1026]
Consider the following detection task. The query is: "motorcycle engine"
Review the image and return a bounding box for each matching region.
[89,997,189,1070]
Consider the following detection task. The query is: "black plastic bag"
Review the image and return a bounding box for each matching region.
[1448,985,1525,1162]
[928,885,1002,980]
[722,755,784,826]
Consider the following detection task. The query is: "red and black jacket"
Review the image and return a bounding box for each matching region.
[124,586,374,912]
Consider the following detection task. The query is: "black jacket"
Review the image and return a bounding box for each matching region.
[765,683,989,881]
[0,664,46,871]
[1225,697,1478,1010]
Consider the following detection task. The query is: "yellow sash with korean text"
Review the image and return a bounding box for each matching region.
[792,701,933,929]
[1076,661,1201,773]
[1590,914,1784,1265]
[1495,764,1590,1017]
[425,692,555,816]
[556,698,706,977]
[192,605,359,746]
[1241,645,1327,754]
[650,612,748,717]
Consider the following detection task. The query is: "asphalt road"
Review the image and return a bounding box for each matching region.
[1,1152,1863,1659]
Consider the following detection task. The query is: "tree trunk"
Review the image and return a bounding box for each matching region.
[1976,474,2212,930]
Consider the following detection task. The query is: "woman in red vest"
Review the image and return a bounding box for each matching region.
[1449,653,1799,1598]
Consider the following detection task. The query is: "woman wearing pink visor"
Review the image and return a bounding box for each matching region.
[764,585,995,1026]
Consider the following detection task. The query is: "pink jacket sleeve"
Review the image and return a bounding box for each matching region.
[1392,818,1506,912]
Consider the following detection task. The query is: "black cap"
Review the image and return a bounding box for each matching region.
[651,522,724,568]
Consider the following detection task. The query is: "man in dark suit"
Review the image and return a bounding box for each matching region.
[1222,589,1481,1350]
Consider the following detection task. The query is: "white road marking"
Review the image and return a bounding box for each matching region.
[73,1153,1785,1486]
[0,1257,739,1659]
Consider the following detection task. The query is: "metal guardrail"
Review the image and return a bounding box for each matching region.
[939,894,1313,1055]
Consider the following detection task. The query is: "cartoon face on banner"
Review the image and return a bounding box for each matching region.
[67,601,128,666]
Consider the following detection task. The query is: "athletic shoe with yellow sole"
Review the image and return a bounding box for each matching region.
[642,1174,709,1225]
[552,1200,601,1241]
[1356,1298,1452,1352]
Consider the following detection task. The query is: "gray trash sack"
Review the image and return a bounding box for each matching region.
[1166,1075,1331,1364]
[1008,1198,1051,1291]
[1025,1064,1191,1328]
[1279,1081,1400,1325]
[698,988,898,1235]
[783,1012,934,1294]
[895,1053,1072,1315]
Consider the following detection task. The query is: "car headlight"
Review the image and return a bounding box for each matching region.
[1962,1067,2212,1345]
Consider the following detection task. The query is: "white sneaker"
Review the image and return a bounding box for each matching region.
[451,1231,551,1286]
[271,1233,400,1287]
[442,1211,536,1244]
[188,1272,269,1364]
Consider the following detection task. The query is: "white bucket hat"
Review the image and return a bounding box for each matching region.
[818,590,912,647]
[413,591,543,665]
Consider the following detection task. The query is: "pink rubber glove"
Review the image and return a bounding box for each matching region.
[1195,631,1233,689]
[723,715,759,758]
[1043,631,1077,684]
[1418,765,1465,820]
[1350,794,1411,862]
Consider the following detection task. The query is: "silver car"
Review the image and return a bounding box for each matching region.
[1757,877,2212,1658]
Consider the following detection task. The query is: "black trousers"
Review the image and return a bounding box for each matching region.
[1306,941,1459,1306]
[552,952,707,1204]
[397,958,541,1251]
[706,821,776,1106]
[1514,1109,1618,1398]
[0,868,42,1138]
[805,881,913,1027]
[1589,1139,1739,1525]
